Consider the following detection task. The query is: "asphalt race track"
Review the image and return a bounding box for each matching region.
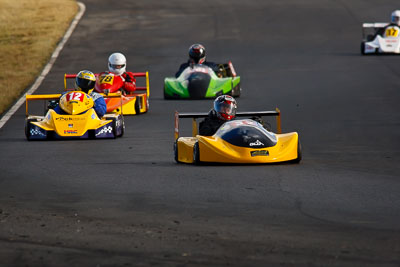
[1,0,400,266]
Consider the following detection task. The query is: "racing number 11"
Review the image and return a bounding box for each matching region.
[67,92,84,102]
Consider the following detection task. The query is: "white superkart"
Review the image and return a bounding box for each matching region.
[361,23,400,54]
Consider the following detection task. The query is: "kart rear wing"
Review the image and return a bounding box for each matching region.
[64,71,150,97]
[362,23,388,38]
[174,108,281,140]
[25,93,122,117]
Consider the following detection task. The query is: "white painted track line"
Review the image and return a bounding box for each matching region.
[0,2,86,129]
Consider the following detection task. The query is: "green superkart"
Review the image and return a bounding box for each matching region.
[164,62,241,99]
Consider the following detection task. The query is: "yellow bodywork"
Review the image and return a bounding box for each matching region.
[176,132,299,164]
[64,72,150,115]
[31,109,111,137]
[25,93,120,138]
[174,108,301,164]
[106,93,148,115]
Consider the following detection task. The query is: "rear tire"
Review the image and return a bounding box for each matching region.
[193,142,200,164]
[134,96,142,114]
[174,141,179,163]
[231,85,241,97]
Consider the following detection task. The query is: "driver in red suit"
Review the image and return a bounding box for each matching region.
[98,52,136,93]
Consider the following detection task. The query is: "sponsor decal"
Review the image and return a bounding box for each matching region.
[64,130,78,134]
[250,150,269,157]
[249,140,264,147]
[56,117,85,121]
[96,126,113,136]
[68,124,73,128]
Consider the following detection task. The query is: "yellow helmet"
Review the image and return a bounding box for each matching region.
[75,70,96,93]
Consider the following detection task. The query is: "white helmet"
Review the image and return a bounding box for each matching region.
[391,10,400,26]
[108,52,126,75]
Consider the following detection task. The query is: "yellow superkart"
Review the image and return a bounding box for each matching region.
[65,72,150,115]
[25,91,124,140]
[174,109,301,164]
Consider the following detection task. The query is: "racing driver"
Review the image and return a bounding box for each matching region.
[175,44,220,77]
[199,95,237,136]
[54,70,106,118]
[99,52,136,93]
[199,95,271,136]
[375,10,400,37]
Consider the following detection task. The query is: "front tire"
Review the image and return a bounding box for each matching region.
[361,42,366,55]
[193,142,200,164]
[293,140,302,163]
[25,118,34,140]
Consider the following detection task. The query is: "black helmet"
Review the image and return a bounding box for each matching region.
[75,70,96,93]
[214,95,237,121]
[188,44,206,64]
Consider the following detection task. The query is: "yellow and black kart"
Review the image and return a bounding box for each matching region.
[174,109,301,164]
[25,91,124,140]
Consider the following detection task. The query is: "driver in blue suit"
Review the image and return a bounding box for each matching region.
[175,44,220,77]
[53,70,106,118]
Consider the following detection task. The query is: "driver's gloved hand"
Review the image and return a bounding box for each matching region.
[125,75,132,83]
[47,100,58,110]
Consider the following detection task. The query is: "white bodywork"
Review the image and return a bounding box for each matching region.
[361,23,400,54]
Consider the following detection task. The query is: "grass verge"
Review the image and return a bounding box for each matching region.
[0,0,78,115]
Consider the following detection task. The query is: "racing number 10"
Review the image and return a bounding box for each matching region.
[67,92,84,102]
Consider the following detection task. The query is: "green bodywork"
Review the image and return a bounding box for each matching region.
[164,67,241,99]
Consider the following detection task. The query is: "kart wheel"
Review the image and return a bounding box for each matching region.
[361,42,366,55]
[25,118,35,140]
[120,116,125,137]
[173,140,179,163]
[163,89,172,99]
[112,115,124,138]
[193,142,200,164]
[293,140,302,163]
[231,85,241,97]
[134,96,142,114]
[111,117,119,138]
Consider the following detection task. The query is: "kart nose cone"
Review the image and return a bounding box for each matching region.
[187,72,211,98]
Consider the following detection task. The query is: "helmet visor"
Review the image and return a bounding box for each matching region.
[76,77,95,92]
[110,64,126,69]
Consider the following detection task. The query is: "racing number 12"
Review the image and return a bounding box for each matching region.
[67,92,84,102]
